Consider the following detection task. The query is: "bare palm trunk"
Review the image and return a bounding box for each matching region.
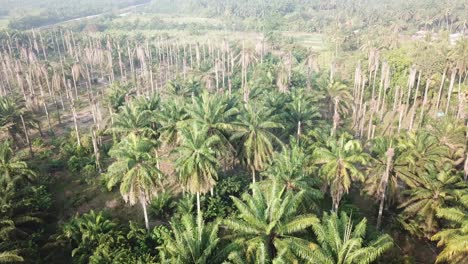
[435,68,447,114]
[445,70,457,115]
[20,115,33,156]
[297,120,302,137]
[331,98,340,136]
[419,79,430,128]
[251,167,256,183]
[409,71,422,131]
[196,191,202,241]
[141,198,150,231]
[377,147,394,229]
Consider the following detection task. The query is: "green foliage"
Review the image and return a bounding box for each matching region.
[0,140,36,188]
[159,214,227,263]
[302,212,393,264]
[313,132,369,211]
[175,124,220,195]
[149,192,176,219]
[225,183,318,262]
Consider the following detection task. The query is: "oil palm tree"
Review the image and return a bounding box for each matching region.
[185,91,238,153]
[133,94,161,133]
[398,131,450,178]
[111,104,154,137]
[431,191,468,264]
[61,210,118,263]
[0,141,36,188]
[0,186,41,263]
[426,118,466,166]
[364,136,417,229]
[302,212,393,264]
[224,183,318,263]
[313,133,369,211]
[0,96,37,147]
[231,104,283,183]
[399,166,465,237]
[159,214,227,263]
[157,98,188,147]
[285,88,321,137]
[323,81,352,136]
[105,133,163,230]
[174,124,220,221]
[262,138,322,204]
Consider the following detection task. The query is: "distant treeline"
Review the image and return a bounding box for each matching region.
[7,0,151,30]
[148,0,467,33]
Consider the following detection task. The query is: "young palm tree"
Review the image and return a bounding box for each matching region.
[61,210,118,263]
[313,133,369,211]
[105,134,163,230]
[0,141,36,188]
[224,183,318,263]
[0,186,41,263]
[231,104,283,183]
[174,124,220,221]
[302,212,393,264]
[431,191,468,264]
[399,167,465,237]
[159,214,227,264]
[262,138,322,204]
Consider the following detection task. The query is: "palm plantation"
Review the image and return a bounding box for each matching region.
[0,1,466,262]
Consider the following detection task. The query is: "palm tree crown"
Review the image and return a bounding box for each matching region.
[313,133,369,211]
[225,183,318,263]
[303,212,393,264]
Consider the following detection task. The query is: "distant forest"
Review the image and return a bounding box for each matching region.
[4,0,151,30]
[148,0,467,33]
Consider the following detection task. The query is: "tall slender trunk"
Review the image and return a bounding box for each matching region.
[251,167,256,183]
[297,120,302,137]
[435,68,447,114]
[445,70,457,115]
[91,128,101,172]
[20,115,33,156]
[141,198,150,231]
[196,191,202,240]
[331,98,340,136]
[377,147,394,229]
[70,99,81,147]
[43,101,52,132]
[409,71,422,131]
[419,79,430,128]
